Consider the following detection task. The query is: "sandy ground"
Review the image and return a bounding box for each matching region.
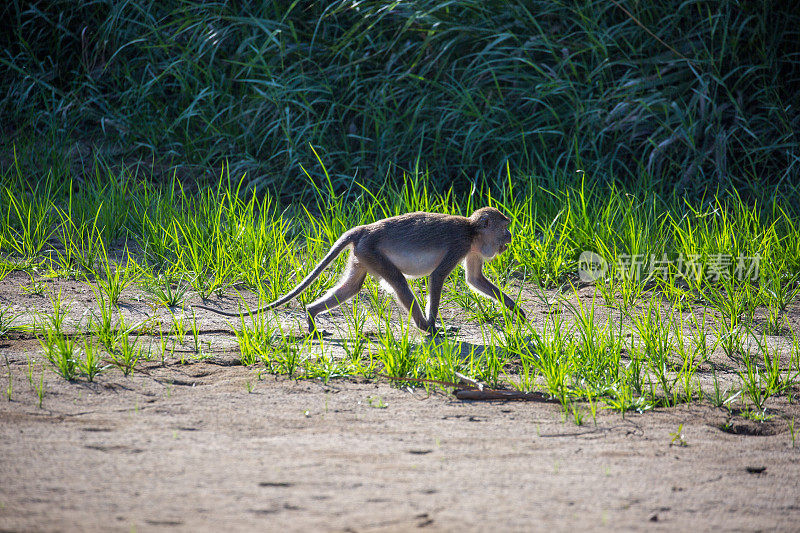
[2,272,800,532]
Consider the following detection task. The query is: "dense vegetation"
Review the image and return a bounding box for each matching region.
[2,0,798,199]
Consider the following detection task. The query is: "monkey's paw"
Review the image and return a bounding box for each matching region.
[429,325,460,336]
[309,328,332,338]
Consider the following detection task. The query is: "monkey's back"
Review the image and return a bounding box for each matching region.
[365,211,473,248]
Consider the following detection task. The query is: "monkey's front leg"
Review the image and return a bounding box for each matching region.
[464,255,526,320]
[467,273,527,321]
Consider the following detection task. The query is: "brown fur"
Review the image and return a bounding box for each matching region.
[194,207,526,334]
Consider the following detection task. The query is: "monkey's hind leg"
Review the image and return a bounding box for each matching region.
[305,257,367,335]
[365,257,429,332]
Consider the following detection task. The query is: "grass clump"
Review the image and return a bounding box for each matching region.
[38,292,78,381]
[107,316,141,377]
[78,338,107,382]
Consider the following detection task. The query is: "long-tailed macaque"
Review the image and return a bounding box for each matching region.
[194,207,526,334]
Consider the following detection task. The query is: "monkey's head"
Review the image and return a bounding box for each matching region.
[470,207,513,259]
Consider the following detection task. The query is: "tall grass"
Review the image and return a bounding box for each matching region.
[0,162,798,420]
[2,1,798,198]
[1,163,799,303]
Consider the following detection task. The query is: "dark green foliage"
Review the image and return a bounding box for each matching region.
[1,1,798,197]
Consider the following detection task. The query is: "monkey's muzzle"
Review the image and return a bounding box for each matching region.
[500,233,512,253]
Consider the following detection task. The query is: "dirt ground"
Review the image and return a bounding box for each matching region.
[2,273,800,532]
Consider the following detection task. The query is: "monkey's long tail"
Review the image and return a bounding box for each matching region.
[193,230,357,317]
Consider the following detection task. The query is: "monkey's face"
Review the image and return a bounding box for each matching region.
[500,227,512,253]
[498,223,512,253]
[475,210,513,258]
